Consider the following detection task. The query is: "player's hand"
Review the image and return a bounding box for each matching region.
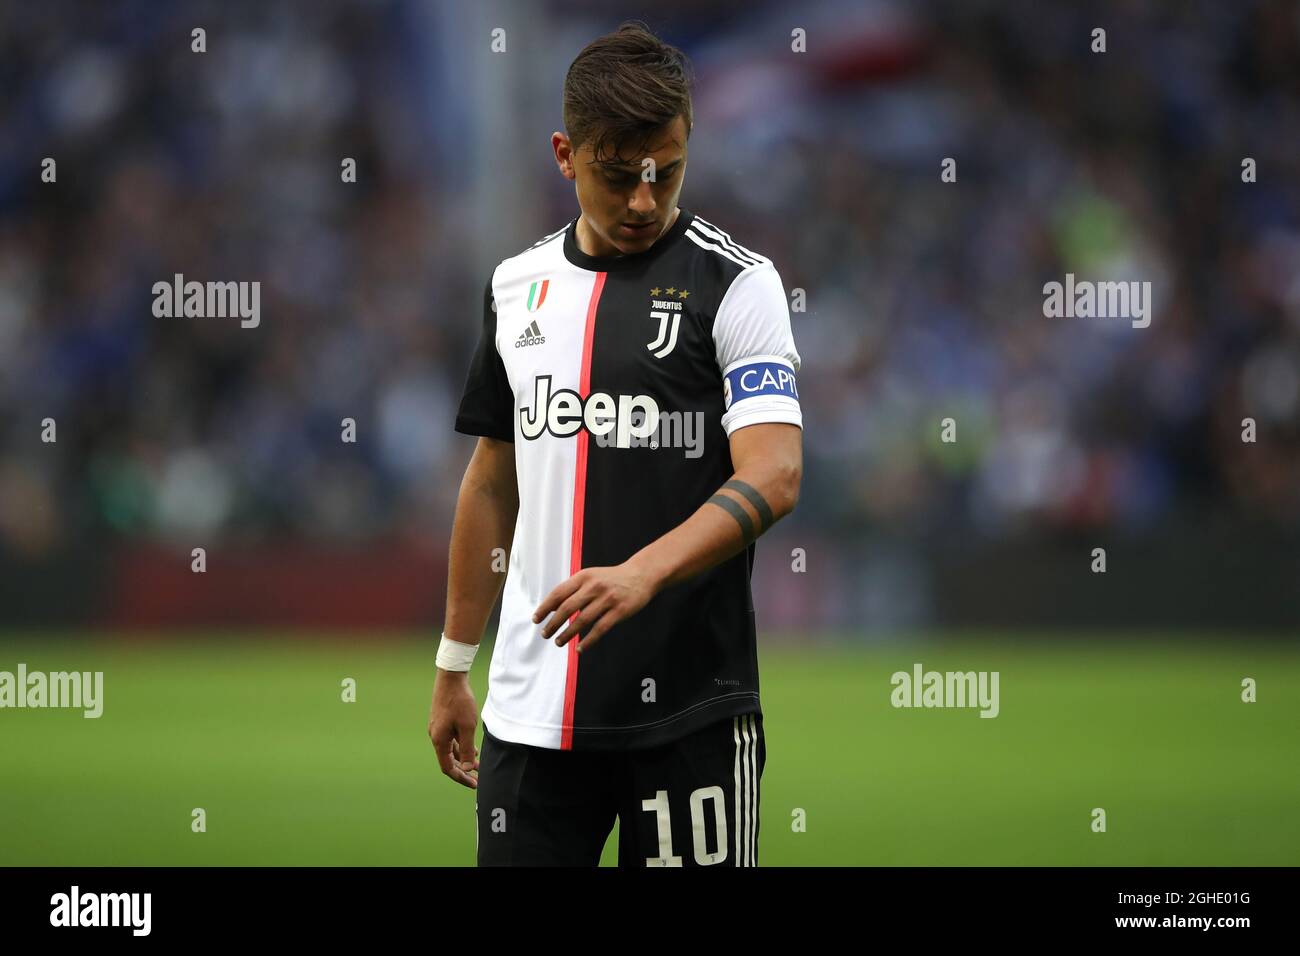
[429,672,480,789]
[533,561,659,653]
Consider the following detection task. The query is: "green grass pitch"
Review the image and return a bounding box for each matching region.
[1,634,1296,866]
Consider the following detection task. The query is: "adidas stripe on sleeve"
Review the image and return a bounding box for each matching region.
[712,260,803,436]
[454,274,516,443]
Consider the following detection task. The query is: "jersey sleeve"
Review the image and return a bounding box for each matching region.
[454,276,516,443]
[712,260,803,436]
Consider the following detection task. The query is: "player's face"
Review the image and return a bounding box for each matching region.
[556,115,688,257]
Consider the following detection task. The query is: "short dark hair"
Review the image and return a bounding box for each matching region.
[563,21,693,163]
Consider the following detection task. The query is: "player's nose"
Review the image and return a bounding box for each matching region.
[628,180,656,216]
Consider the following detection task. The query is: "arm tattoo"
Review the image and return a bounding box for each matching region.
[722,480,775,531]
[707,479,778,545]
[707,493,756,545]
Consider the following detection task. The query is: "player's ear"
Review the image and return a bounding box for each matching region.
[552,132,576,181]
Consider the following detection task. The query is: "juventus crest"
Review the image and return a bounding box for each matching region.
[647,309,681,358]
[647,287,689,358]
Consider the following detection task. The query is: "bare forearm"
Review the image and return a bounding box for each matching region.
[628,463,798,594]
[444,471,519,646]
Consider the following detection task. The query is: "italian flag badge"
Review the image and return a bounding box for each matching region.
[526,279,550,312]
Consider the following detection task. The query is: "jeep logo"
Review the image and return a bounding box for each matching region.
[520,375,660,448]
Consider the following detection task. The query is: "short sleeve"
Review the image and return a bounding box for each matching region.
[712,260,803,436]
[454,277,516,442]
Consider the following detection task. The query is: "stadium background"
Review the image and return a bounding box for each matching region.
[1,0,1297,865]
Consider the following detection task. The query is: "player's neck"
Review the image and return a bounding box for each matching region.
[575,207,680,259]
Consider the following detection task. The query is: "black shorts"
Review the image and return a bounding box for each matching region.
[475,712,765,867]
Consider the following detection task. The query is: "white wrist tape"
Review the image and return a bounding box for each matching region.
[436,633,479,672]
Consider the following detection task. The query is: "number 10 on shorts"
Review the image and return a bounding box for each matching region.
[642,787,731,866]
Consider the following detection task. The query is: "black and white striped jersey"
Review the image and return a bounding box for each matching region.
[454,206,802,751]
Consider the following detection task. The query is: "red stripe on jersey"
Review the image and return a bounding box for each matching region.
[561,270,606,750]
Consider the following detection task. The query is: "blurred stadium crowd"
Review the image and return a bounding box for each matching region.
[1,0,1298,564]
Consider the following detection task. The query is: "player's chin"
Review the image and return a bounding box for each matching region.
[611,223,659,248]
[613,234,656,254]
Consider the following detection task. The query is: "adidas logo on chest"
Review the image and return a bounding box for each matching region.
[515,319,545,348]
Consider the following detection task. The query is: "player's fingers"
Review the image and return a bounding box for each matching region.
[547,603,589,643]
[556,598,612,648]
[574,606,618,652]
[533,573,584,624]
[447,762,478,789]
[538,588,583,637]
[457,727,479,772]
[432,730,456,777]
[576,621,610,653]
[439,734,476,788]
[541,587,593,640]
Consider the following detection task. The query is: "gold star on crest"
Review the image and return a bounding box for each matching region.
[678,289,690,299]
[649,287,661,296]
[665,286,676,295]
